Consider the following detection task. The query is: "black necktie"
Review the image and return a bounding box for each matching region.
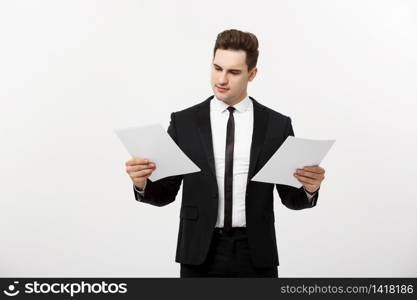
[224,106,235,231]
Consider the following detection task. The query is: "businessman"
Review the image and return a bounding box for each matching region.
[125,29,325,277]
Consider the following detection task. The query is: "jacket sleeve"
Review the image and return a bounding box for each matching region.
[133,112,183,207]
[275,117,319,210]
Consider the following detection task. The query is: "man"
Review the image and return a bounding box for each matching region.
[125,29,325,277]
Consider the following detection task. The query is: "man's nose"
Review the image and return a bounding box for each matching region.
[218,72,228,85]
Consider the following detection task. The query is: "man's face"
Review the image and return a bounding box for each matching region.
[211,49,257,104]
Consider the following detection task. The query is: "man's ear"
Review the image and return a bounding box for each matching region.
[248,67,257,82]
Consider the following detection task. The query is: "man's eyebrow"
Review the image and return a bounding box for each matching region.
[213,63,242,72]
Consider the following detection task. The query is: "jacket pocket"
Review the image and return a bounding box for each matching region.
[180,205,199,220]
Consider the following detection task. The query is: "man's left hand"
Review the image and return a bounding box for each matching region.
[293,165,325,194]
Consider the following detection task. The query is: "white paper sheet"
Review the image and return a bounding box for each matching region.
[114,124,201,181]
[251,136,335,187]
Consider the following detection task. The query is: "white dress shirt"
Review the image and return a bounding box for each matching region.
[211,95,253,227]
[135,95,316,227]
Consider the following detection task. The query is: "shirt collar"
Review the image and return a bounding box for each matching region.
[211,94,252,113]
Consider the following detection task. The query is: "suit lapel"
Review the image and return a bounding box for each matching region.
[196,96,216,177]
[195,95,269,182]
[247,97,269,184]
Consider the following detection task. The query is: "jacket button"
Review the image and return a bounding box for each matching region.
[213,192,218,198]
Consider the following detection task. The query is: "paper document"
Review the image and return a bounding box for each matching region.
[114,124,201,181]
[251,136,335,187]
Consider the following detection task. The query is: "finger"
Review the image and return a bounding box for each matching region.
[126,158,150,166]
[126,163,156,172]
[301,165,322,173]
[294,175,311,186]
[125,159,136,167]
[295,177,316,188]
[294,174,317,185]
[302,165,325,174]
[295,170,321,180]
[131,169,153,178]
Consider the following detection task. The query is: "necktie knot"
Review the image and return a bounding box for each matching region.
[227,106,235,113]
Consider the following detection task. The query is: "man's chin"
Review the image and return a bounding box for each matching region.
[213,92,230,103]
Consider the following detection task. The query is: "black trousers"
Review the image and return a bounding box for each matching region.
[180,227,278,278]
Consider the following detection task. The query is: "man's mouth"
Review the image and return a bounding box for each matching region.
[216,86,229,92]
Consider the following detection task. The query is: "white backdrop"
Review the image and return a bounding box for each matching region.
[1,0,416,277]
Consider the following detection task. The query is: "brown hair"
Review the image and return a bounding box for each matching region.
[213,29,259,71]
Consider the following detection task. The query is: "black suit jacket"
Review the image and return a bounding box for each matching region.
[134,95,319,268]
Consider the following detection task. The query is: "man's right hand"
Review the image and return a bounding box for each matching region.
[125,157,156,190]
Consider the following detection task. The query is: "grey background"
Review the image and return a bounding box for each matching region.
[0,0,416,277]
